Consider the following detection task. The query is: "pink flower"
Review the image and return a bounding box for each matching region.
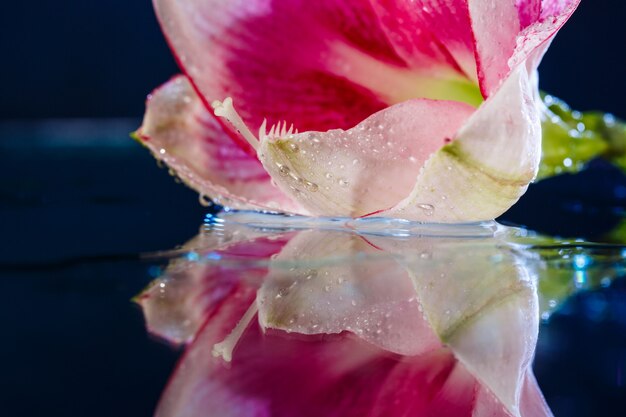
[138,212,551,416]
[137,0,580,221]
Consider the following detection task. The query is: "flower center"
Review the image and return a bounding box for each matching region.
[325,41,484,108]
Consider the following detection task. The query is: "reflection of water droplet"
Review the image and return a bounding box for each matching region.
[548,299,557,308]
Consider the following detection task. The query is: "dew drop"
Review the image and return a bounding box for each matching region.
[325,172,333,180]
[338,178,349,187]
[305,181,319,192]
[288,142,300,153]
[159,148,166,155]
[418,203,435,216]
[199,194,212,207]
[276,163,290,177]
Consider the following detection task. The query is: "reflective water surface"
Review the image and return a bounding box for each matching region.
[137,211,626,417]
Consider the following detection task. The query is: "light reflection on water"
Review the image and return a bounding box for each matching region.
[137,211,626,417]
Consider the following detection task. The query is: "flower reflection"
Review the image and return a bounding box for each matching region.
[138,212,550,416]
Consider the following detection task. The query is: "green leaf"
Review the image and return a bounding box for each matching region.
[539,94,626,180]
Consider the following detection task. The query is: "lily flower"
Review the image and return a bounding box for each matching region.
[138,0,580,222]
[138,212,551,416]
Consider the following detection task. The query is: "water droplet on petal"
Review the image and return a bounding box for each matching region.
[305,181,319,192]
[276,163,290,177]
[418,203,435,216]
[199,194,212,207]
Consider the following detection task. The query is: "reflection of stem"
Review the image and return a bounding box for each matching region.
[212,300,259,362]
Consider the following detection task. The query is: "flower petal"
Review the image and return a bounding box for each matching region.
[370,0,479,83]
[366,228,543,416]
[387,66,541,222]
[137,75,303,212]
[153,0,401,136]
[258,99,475,217]
[470,0,580,96]
[509,0,581,74]
[136,223,292,345]
[468,0,521,96]
[257,230,440,356]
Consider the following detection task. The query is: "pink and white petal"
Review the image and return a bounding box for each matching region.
[508,0,581,74]
[471,0,580,96]
[516,0,542,29]
[257,230,440,356]
[387,66,541,222]
[468,0,521,97]
[367,227,545,416]
[258,98,475,217]
[137,228,293,345]
[519,372,554,417]
[370,0,479,83]
[157,312,494,417]
[137,76,304,213]
[153,0,404,138]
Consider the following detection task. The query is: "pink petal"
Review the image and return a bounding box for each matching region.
[137,75,303,213]
[519,372,554,417]
[156,315,496,417]
[368,225,547,416]
[468,0,521,97]
[137,225,292,345]
[516,0,542,29]
[258,98,475,217]
[509,0,581,74]
[370,0,479,83]
[153,0,401,137]
[470,0,580,96]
